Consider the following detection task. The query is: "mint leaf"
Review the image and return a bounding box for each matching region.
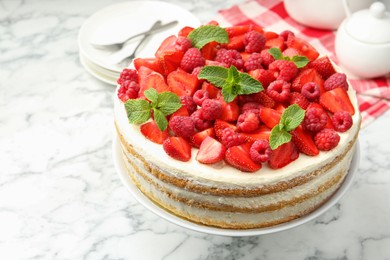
[292,55,310,68]
[280,104,305,131]
[153,108,168,131]
[125,99,151,124]
[269,126,292,150]
[198,65,263,102]
[156,91,182,115]
[144,88,158,104]
[188,25,229,49]
[268,47,283,60]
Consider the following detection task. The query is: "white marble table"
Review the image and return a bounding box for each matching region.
[1,0,390,259]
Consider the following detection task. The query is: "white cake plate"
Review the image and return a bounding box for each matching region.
[113,135,360,237]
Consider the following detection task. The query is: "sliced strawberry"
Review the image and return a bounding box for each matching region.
[264,31,278,40]
[291,125,319,156]
[225,143,262,172]
[254,91,276,108]
[201,41,219,60]
[219,99,240,122]
[225,25,251,37]
[133,58,163,74]
[155,35,178,59]
[258,107,282,129]
[268,141,299,169]
[238,125,271,143]
[138,67,170,97]
[319,88,355,115]
[155,35,184,76]
[286,36,319,61]
[163,136,192,162]
[196,136,226,164]
[189,127,215,148]
[265,36,285,50]
[201,81,220,99]
[248,69,276,88]
[225,34,245,51]
[282,47,300,58]
[167,69,199,97]
[178,26,194,37]
[308,102,334,129]
[309,56,336,80]
[140,120,169,144]
[170,106,189,118]
[214,119,238,141]
[291,68,325,93]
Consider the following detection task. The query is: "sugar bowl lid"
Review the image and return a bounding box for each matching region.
[344,1,390,44]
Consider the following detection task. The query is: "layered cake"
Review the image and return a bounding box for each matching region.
[114,23,361,229]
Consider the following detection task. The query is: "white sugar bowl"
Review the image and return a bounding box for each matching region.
[335,1,390,78]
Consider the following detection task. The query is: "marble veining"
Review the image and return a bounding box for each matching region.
[1,0,390,259]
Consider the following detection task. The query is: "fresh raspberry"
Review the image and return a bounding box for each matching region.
[200,99,222,121]
[314,128,340,151]
[180,47,205,73]
[267,79,291,103]
[221,127,245,148]
[260,49,275,67]
[175,36,192,52]
[193,89,209,106]
[191,66,203,77]
[241,102,261,113]
[244,31,266,53]
[180,95,197,115]
[324,72,348,91]
[237,111,260,133]
[168,116,196,138]
[301,82,320,101]
[215,48,244,70]
[117,68,138,85]
[191,110,213,131]
[289,92,309,109]
[269,60,298,82]
[303,107,328,132]
[117,80,140,102]
[331,111,353,132]
[244,53,263,71]
[280,30,295,41]
[250,140,272,163]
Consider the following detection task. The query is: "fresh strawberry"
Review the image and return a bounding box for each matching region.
[253,91,276,108]
[178,26,194,37]
[309,56,336,80]
[201,41,219,60]
[289,92,309,110]
[162,136,192,162]
[225,25,251,37]
[225,143,262,172]
[248,69,276,88]
[265,36,285,50]
[201,81,220,98]
[214,119,238,141]
[169,106,189,118]
[291,68,325,93]
[258,107,282,128]
[189,127,215,148]
[264,31,279,40]
[286,36,319,61]
[138,67,170,97]
[167,69,199,96]
[319,88,355,115]
[307,102,334,129]
[133,58,163,74]
[140,120,169,144]
[225,34,245,51]
[238,125,271,143]
[196,136,226,164]
[155,35,184,76]
[282,47,300,58]
[219,99,240,122]
[268,141,299,169]
[291,125,319,156]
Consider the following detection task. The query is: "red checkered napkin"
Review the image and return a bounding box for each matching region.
[215,0,390,128]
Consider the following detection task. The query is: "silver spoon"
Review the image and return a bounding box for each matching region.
[91,20,178,50]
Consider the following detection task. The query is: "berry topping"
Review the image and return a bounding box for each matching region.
[196,136,226,164]
[309,56,336,80]
[175,36,192,52]
[303,107,328,132]
[280,30,295,41]
[301,82,321,101]
[241,102,261,113]
[140,120,169,144]
[319,88,355,115]
[244,30,266,53]
[191,110,213,131]
[260,49,275,67]
[268,141,299,169]
[289,92,309,109]
[180,95,197,115]
[117,80,140,102]
[324,72,348,91]
[215,48,244,69]
[201,99,222,121]
[269,59,298,82]
[244,53,263,71]
[237,111,260,133]
[163,136,192,162]
[286,35,319,61]
[225,143,262,172]
[221,127,245,148]
[292,68,324,93]
[314,128,340,151]
[117,68,138,85]
[180,47,205,73]
[291,126,319,156]
[189,127,215,148]
[331,111,353,132]
[250,140,272,163]
[267,80,291,103]
[259,107,282,129]
[168,116,196,138]
[167,69,199,97]
[193,89,210,106]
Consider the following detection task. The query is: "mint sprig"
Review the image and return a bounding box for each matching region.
[269,104,305,150]
[124,88,181,131]
[188,25,229,49]
[268,47,309,68]
[198,65,263,102]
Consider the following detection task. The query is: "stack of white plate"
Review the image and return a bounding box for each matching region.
[78,1,201,85]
